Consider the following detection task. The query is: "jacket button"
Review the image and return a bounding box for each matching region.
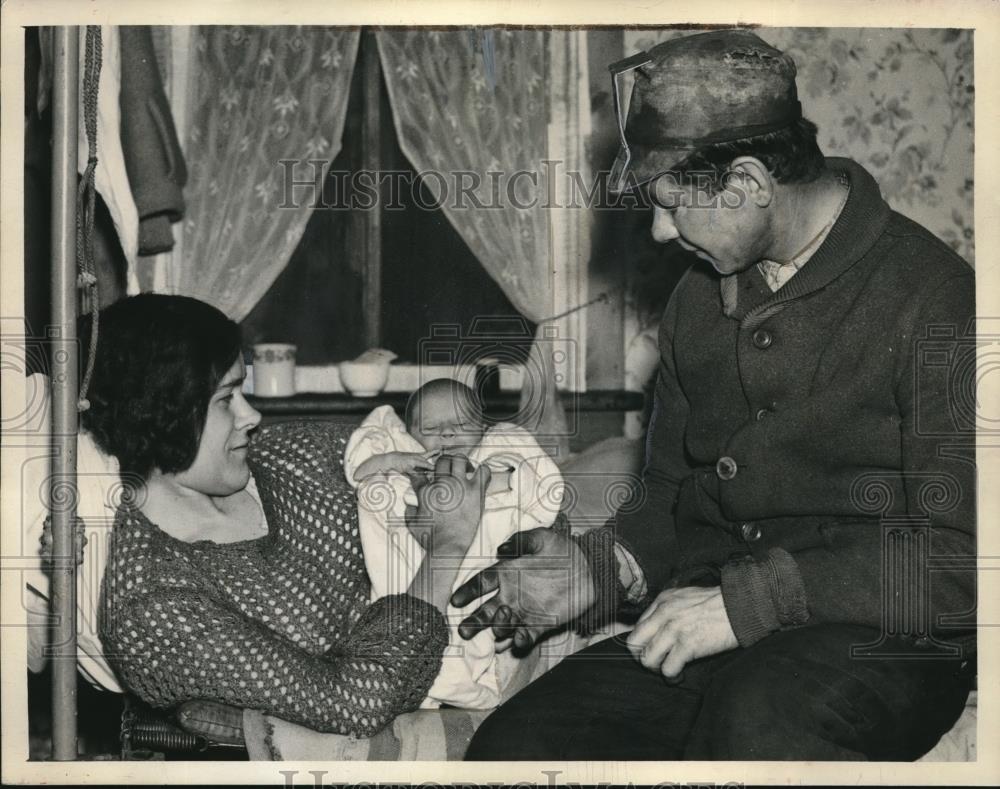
[740,522,762,542]
[755,408,770,421]
[752,329,773,349]
[716,456,738,480]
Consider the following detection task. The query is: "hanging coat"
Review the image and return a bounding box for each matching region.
[119,25,188,256]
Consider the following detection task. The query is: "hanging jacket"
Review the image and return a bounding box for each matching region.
[118,25,187,256]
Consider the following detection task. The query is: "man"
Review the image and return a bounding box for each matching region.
[450,29,976,760]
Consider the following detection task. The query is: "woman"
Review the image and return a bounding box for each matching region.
[86,294,489,736]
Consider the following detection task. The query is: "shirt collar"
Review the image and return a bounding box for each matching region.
[720,158,891,321]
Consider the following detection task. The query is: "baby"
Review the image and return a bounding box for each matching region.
[344,378,564,710]
[350,378,493,486]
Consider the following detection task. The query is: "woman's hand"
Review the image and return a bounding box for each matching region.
[39,516,87,565]
[407,453,490,557]
[405,454,491,612]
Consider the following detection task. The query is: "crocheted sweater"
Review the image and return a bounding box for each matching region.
[98,421,449,737]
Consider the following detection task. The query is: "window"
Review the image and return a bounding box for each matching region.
[240,32,534,367]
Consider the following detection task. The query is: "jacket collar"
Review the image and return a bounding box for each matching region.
[720,157,892,327]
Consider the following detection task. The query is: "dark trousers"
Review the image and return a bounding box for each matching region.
[465,625,973,761]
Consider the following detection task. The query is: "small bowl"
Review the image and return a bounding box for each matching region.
[339,361,390,397]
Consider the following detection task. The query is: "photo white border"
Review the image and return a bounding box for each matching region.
[2,0,998,784]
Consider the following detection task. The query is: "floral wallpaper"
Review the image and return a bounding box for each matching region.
[625,27,974,263]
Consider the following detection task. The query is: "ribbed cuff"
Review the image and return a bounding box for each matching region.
[720,548,809,648]
[769,548,809,627]
[571,527,622,636]
[721,557,780,647]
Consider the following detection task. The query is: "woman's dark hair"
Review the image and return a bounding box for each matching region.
[79,294,242,479]
[674,117,826,192]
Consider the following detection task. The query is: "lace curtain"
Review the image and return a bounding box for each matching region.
[166,27,360,321]
[377,29,591,455]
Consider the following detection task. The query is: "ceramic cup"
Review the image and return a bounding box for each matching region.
[339,360,390,397]
[252,343,296,397]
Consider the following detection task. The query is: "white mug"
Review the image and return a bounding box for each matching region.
[252,343,296,397]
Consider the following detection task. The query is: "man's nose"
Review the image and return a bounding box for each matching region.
[650,207,680,243]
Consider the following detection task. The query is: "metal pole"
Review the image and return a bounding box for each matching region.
[49,25,80,762]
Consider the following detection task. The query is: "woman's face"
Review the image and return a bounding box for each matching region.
[173,357,262,497]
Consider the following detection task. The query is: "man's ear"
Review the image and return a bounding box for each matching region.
[726,156,774,208]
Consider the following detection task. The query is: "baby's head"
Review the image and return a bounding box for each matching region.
[405,378,485,453]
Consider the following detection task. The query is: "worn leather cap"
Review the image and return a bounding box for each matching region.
[619,29,802,187]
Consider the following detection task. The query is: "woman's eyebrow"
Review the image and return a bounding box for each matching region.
[215,373,246,391]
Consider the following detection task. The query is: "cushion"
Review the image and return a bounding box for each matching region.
[175,700,246,746]
[22,373,125,692]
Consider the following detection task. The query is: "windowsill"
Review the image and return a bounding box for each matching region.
[246,390,644,416]
[245,363,526,396]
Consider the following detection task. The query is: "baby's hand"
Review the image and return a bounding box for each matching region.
[355,451,436,481]
[384,451,437,476]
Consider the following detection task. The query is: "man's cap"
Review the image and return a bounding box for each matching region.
[616,29,801,189]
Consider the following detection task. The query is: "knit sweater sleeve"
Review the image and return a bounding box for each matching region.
[249,421,387,582]
[720,271,977,646]
[107,588,448,737]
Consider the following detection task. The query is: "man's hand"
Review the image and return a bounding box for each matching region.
[407,453,490,557]
[449,527,595,652]
[626,586,738,680]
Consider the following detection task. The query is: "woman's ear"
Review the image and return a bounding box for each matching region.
[726,156,774,208]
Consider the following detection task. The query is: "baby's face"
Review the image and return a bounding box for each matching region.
[410,392,484,453]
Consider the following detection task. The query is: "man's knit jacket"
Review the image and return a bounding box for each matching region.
[579,157,976,647]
